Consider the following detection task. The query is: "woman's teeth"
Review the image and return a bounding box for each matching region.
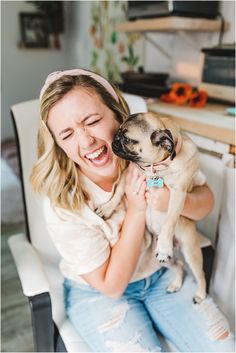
[86,146,105,160]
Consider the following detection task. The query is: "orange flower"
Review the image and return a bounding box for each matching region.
[169,83,192,105]
[189,90,208,107]
[160,92,175,103]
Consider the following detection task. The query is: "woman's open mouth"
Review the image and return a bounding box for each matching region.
[84,146,109,167]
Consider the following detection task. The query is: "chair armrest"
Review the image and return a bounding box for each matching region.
[8,233,50,296]
[8,233,56,351]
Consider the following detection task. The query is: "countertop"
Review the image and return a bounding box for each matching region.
[147,100,235,146]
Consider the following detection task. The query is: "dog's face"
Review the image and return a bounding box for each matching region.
[112,112,179,167]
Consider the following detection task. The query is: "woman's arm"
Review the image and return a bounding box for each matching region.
[146,183,214,221]
[81,165,147,298]
[182,184,214,220]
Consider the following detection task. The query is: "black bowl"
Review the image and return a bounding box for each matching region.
[121,72,169,86]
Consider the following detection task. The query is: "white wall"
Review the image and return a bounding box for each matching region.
[66,1,91,69]
[1,1,69,141]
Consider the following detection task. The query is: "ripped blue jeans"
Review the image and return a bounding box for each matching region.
[64,268,235,352]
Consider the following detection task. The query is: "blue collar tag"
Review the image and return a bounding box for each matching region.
[147,177,164,188]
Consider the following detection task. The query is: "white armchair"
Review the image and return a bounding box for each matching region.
[9,93,219,352]
[8,93,153,352]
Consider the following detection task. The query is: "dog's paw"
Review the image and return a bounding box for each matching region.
[155,244,173,262]
[193,292,206,304]
[193,287,206,304]
[156,252,173,262]
[166,283,182,293]
[95,207,113,220]
[95,207,105,218]
[155,234,173,262]
[193,296,204,304]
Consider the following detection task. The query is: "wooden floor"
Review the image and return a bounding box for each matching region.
[1,222,34,352]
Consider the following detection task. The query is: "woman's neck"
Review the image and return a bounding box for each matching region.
[96,178,116,192]
[80,170,120,192]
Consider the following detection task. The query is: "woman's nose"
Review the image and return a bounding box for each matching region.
[76,128,95,148]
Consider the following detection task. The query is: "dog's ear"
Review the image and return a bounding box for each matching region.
[151,129,176,160]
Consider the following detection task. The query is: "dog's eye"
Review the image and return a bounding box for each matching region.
[124,136,131,143]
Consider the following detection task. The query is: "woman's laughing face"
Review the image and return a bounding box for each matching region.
[47,87,121,184]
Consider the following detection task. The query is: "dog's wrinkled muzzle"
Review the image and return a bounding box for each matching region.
[112,128,123,155]
[112,129,140,162]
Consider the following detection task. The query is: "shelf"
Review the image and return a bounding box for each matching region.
[116,16,229,33]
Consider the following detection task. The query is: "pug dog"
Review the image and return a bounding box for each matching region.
[111,112,207,303]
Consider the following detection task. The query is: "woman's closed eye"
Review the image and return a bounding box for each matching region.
[59,127,74,140]
[61,118,102,140]
[62,135,71,141]
[86,118,102,126]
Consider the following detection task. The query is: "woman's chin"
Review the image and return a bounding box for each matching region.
[81,155,119,180]
[95,158,119,178]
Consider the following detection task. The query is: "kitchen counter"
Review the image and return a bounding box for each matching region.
[147,100,235,146]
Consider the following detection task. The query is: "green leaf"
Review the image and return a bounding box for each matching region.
[91,50,99,67]
[111,31,117,44]
[121,56,129,63]
[133,57,139,66]
[128,44,134,58]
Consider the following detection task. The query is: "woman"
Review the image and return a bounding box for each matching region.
[30,69,234,352]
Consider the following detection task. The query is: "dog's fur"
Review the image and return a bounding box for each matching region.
[97,112,207,303]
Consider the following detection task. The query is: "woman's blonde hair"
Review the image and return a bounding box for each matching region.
[30,74,130,211]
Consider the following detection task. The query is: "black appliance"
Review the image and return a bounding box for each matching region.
[200,44,235,102]
[120,71,170,98]
[127,1,220,20]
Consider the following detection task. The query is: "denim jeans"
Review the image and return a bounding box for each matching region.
[64,268,235,352]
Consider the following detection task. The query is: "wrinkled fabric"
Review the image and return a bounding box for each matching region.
[64,268,235,352]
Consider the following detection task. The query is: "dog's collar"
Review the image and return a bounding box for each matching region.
[138,133,182,175]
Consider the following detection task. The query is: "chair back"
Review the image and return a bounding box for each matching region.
[11,93,148,263]
[197,152,227,246]
[11,100,60,262]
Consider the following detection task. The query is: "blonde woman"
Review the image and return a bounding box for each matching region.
[31,69,234,352]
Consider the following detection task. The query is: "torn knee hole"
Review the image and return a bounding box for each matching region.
[196,299,231,341]
[207,317,230,341]
[98,302,129,333]
[217,330,230,340]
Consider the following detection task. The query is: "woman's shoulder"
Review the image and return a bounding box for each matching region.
[43,197,85,223]
[43,196,104,229]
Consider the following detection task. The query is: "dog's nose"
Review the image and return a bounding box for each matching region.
[113,128,122,142]
[113,129,122,144]
[112,129,123,152]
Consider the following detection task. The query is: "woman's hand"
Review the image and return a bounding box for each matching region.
[146,185,170,212]
[125,163,147,212]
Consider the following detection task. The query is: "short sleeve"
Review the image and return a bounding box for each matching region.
[49,223,110,274]
[44,199,110,275]
[193,169,207,186]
